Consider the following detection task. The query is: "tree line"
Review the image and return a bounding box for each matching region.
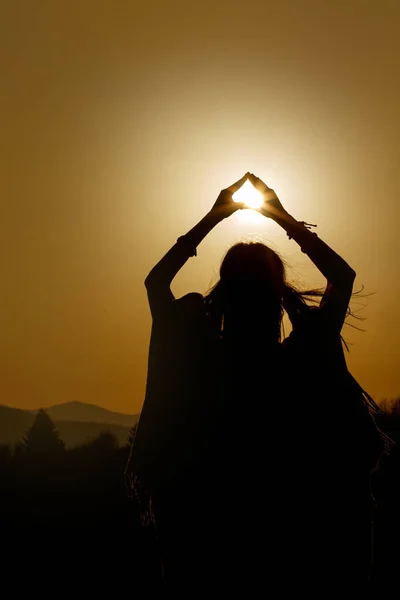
[0,409,139,529]
[1,406,400,590]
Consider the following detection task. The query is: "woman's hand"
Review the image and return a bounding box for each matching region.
[247,173,287,220]
[209,173,249,220]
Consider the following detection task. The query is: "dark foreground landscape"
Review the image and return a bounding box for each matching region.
[1,404,400,594]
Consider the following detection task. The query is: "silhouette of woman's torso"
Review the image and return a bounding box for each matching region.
[132,293,383,592]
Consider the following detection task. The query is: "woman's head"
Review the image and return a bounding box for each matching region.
[205,242,290,341]
[219,242,286,302]
[205,241,360,348]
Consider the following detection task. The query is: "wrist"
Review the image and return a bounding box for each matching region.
[269,210,293,228]
[206,209,225,224]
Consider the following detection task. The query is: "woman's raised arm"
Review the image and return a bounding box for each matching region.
[144,174,248,319]
[248,173,356,333]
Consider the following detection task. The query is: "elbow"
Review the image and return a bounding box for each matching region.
[343,267,356,291]
[332,267,356,292]
[144,274,151,289]
[145,268,167,291]
[144,272,155,290]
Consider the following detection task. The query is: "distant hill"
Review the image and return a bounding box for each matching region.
[0,403,139,449]
[36,401,139,428]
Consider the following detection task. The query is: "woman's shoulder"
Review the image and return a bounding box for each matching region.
[173,292,204,313]
[282,306,321,340]
[282,305,341,355]
[163,293,206,326]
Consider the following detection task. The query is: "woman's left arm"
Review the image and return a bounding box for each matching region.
[144,174,248,319]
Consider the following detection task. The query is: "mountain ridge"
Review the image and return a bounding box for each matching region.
[0,403,140,448]
[30,400,139,427]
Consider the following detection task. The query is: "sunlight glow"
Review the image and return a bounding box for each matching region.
[234,208,266,225]
[232,179,263,209]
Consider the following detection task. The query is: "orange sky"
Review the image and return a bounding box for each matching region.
[1,1,400,414]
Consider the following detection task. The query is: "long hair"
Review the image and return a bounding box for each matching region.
[203,241,392,458]
[204,241,326,342]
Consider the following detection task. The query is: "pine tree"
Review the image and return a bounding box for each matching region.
[126,424,138,449]
[20,409,65,454]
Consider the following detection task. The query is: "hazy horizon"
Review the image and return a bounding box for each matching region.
[0,399,138,416]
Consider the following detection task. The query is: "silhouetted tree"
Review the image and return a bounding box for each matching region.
[0,444,12,486]
[126,424,138,449]
[19,408,65,455]
[0,444,12,462]
[380,396,400,416]
[87,430,119,452]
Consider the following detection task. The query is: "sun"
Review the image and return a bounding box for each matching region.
[232,179,263,209]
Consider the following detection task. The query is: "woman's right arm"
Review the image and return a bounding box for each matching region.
[272,211,356,289]
[248,174,356,334]
[275,213,356,335]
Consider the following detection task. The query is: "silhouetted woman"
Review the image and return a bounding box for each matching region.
[127,173,389,594]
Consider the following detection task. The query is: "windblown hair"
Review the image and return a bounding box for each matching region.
[204,241,330,342]
[204,241,387,422]
[204,240,370,340]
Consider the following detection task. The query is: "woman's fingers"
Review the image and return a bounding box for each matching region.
[247,173,271,193]
[227,172,250,194]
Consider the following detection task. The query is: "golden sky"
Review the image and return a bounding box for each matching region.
[1,1,400,414]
